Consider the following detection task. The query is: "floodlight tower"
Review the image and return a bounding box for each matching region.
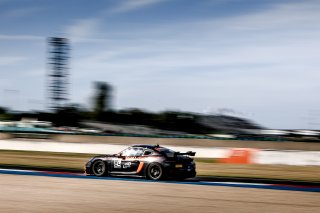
[47,37,70,111]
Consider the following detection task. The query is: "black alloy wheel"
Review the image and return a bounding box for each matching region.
[92,160,107,177]
[147,163,164,180]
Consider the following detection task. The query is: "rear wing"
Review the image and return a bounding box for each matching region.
[175,151,196,157]
[166,151,196,158]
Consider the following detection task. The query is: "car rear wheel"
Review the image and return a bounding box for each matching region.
[147,163,164,180]
[92,160,107,177]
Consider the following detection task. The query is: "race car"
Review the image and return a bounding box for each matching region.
[84,144,196,180]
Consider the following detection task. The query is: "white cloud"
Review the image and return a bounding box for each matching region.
[66,18,100,40]
[0,34,43,41]
[208,0,320,31]
[109,0,167,13]
[0,56,27,66]
[65,0,167,39]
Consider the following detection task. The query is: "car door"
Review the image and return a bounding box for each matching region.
[122,147,143,173]
[125,148,155,174]
[110,147,142,174]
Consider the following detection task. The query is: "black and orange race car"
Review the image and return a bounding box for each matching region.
[84,144,196,180]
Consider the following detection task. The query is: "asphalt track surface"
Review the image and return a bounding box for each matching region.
[0,169,319,213]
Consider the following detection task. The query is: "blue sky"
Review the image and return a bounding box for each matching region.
[0,0,320,129]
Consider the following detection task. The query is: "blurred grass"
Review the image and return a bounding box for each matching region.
[0,150,90,171]
[197,163,320,182]
[0,150,319,182]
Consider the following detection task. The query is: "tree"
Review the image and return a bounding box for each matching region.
[93,82,112,119]
[54,104,82,126]
[0,106,7,114]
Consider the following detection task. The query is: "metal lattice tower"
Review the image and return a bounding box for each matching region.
[47,37,70,111]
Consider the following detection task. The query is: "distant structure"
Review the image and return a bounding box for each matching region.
[47,37,70,111]
[93,82,113,115]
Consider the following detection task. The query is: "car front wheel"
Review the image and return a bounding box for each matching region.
[92,160,107,177]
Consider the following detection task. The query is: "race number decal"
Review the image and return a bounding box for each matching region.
[114,159,121,168]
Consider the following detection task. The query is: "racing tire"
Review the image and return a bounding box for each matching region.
[147,163,165,180]
[92,160,107,177]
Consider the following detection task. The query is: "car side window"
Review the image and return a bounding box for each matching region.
[134,148,144,156]
[143,149,153,156]
[121,147,144,157]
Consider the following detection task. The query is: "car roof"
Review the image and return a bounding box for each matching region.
[131,144,160,149]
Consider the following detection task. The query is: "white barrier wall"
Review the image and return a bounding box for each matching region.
[0,140,319,166]
[256,150,320,166]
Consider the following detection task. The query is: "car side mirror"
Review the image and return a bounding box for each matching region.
[118,153,125,159]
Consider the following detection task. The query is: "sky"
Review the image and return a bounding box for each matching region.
[0,0,320,129]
